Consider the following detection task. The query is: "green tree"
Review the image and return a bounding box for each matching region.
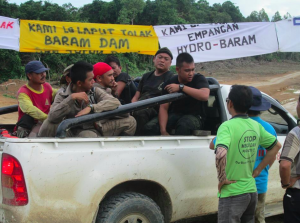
[283,12,292,19]
[221,1,244,22]
[271,11,282,22]
[246,11,260,22]
[118,0,145,24]
[258,8,269,22]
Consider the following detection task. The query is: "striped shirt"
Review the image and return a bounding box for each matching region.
[280,126,300,189]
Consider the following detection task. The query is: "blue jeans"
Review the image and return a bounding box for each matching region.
[218,192,258,223]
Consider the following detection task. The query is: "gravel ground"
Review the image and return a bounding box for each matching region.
[175,214,284,223]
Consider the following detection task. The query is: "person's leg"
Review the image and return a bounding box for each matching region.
[175,115,202,135]
[241,192,258,223]
[77,129,100,138]
[218,193,252,223]
[101,116,137,136]
[283,188,300,223]
[28,122,42,138]
[38,119,60,137]
[132,108,157,136]
[255,193,266,223]
[143,116,160,136]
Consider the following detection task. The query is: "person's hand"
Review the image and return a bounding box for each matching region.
[75,107,91,117]
[160,130,170,136]
[252,168,261,178]
[282,176,300,189]
[164,84,180,93]
[111,81,118,94]
[72,92,89,104]
[218,179,236,193]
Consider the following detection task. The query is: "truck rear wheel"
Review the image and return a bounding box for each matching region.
[96,192,164,223]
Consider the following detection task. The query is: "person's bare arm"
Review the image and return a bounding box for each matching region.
[280,160,300,188]
[268,153,277,168]
[182,86,210,101]
[209,137,216,150]
[159,103,170,135]
[216,147,236,192]
[116,81,126,97]
[164,84,210,101]
[253,141,281,177]
[131,91,140,103]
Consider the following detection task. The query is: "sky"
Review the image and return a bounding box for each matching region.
[7,0,300,21]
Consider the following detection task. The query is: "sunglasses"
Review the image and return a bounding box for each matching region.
[226,98,230,103]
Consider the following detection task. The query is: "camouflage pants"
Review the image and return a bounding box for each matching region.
[132,107,157,136]
[143,113,203,136]
[38,116,136,138]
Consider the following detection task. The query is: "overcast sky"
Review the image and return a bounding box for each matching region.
[7,0,300,21]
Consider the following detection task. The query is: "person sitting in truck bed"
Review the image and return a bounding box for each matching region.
[104,55,136,104]
[143,52,210,136]
[15,61,58,138]
[131,47,174,135]
[92,62,136,136]
[38,61,120,138]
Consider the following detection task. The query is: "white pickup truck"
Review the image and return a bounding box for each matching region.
[0,78,296,223]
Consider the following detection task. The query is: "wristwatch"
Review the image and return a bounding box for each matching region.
[88,104,94,113]
[281,181,290,188]
[179,84,184,92]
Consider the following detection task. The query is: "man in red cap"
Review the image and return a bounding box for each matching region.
[93,62,136,136]
[93,62,118,97]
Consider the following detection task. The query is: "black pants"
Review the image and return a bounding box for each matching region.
[283,188,300,223]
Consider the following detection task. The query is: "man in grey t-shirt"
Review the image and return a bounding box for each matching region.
[280,95,300,223]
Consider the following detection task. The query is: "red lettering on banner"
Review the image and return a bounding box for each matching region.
[0,22,6,28]
[6,22,14,29]
[0,21,14,29]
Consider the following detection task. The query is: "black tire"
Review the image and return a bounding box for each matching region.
[96,192,164,223]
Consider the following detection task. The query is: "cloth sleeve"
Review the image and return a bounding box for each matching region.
[137,74,146,92]
[47,93,76,123]
[18,93,48,121]
[258,124,278,150]
[93,87,121,113]
[116,73,129,84]
[215,122,231,150]
[52,88,59,101]
[161,77,172,95]
[194,74,210,89]
[280,130,300,163]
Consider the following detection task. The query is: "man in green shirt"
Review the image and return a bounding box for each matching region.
[215,85,281,223]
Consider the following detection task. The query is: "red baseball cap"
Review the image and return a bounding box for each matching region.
[93,62,112,79]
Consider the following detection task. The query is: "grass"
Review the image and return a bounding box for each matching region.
[3,94,16,99]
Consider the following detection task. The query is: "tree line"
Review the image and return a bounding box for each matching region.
[0,0,298,82]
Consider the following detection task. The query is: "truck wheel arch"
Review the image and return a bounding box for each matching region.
[98,180,172,223]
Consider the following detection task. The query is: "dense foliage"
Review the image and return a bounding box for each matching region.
[0,0,298,83]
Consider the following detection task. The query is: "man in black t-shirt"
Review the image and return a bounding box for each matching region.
[143,52,210,136]
[104,55,136,104]
[131,47,174,135]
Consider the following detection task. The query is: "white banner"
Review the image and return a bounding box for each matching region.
[154,23,279,64]
[276,17,300,52]
[0,16,20,51]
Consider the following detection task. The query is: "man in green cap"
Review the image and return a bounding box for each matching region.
[131,47,174,135]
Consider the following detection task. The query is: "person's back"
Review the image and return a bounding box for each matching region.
[214,85,281,223]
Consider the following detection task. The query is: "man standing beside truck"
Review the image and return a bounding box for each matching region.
[143,52,210,136]
[131,47,174,135]
[38,61,120,137]
[214,85,281,223]
[279,95,300,223]
[210,86,278,223]
[16,60,57,138]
